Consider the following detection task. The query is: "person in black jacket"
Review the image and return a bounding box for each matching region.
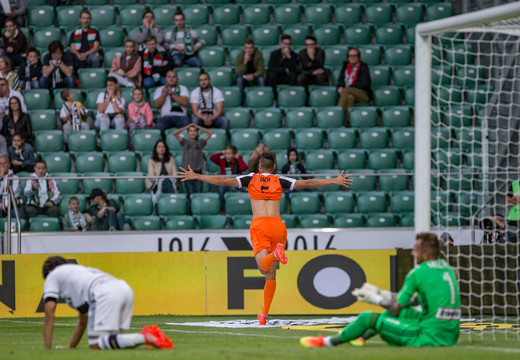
[2,96,32,145]
[267,35,300,94]
[297,36,328,87]
[19,47,43,90]
[337,47,373,127]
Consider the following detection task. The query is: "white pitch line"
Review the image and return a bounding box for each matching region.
[459,346,520,354]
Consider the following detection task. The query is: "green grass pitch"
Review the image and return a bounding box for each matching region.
[1,315,520,360]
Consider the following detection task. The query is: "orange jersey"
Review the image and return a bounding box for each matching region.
[236,173,296,200]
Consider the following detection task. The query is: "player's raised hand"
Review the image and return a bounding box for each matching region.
[335,171,354,188]
[178,165,197,181]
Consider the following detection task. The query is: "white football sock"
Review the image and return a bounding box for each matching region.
[98,334,145,349]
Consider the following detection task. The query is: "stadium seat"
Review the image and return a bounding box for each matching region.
[277,86,307,108]
[100,130,129,154]
[432,65,453,85]
[132,129,162,155]
[309,170,344,192]
[130,216,162,231]
[431,127,452,150]
[157,194,188,217]
[119,6,146,29]
[298,214,330,228]
[196,25,218,47]
[399,213,414,227]
[289,192,320,215]
[29,110,56,131]
[313,25,341,47]
[206,67,234,88]
[404,87,414,106]
[243,4,271,26]
[368,149,398,170]
[402,151,414,170]
[190,193,221,215]
[315,107,344,128]
[220,87,243,108]
[225,192,252,216]
[356,192,387,213]
[304,150,334,171]
[78,69,107,89]
[254,109,283,129]
[68,131,97,155]
[75,153,105,173]
[344,25,372,46]
[282,25,311,46]
[183,5,210,26]
[285,108,314,128]
[406,26,416,46]
[232,215,253,229]
[445,43,474,65]
[196,215,228,229]
[359,128,389,149]
[433,149,462,170]
[337,149,367,170]
[381,107,410,128]
[33,27,61,50]
[107,152,137,173]
[366,213,397,227]
[335,4,363,24]
[391,127,414,150]
[99,27,125,48]
[372,86,402,107]
[22,89,51,110]
[327,129,357,150]
[175,67,201,89]
[28,6,55,28]
[165,216,196,230]
[384,45,413,66]
[365,4,393,25]
[349,107,379,128]
[426,2,453,21]
[262,129,291,150]
[89,6,116,28]
[369,65,391,86]
[43,153,71,173]
[57,6,83,29]
[59,194,87,216]
[115,172,146,195]
[53,173,80,195]
[245,87,274,108]
[435,86,464,108]
[83,0,109,5]
[274,5,301,26]
[390,191,414,213]
[308,86,337,107]
[81,172,112,194]
[280,214,297,228]
[29,217,61,232]
[375,24,403,46]
[348,169,377,192]
[396,3,424,25]
[221,26,249,47]
[212,5,240,26]
[103,47,124,68]
[225,108,251,129]
[358,45,382,66]
[252,26,280,46]
[230,129,261,151]
[204,129,228,151]
[35,131,64,153]
[304,4,332,25]
[324,47,348,68]
[466,85,494,106]
[295,128,324,150]
[379,169,409,192]
[324,192,355,214]
[198,47,226,67]
[123,194,153,217]
[152,6,176,27]
[333,214,364,228]
[392,66,415,87]
[432,212,465,227]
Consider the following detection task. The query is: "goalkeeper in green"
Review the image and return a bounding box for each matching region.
[301,232,461,348]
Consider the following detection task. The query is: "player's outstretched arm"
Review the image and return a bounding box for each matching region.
[178,165,239,187]
[293,171,353,189]
[43,300,57,349]
[68,313,88,348]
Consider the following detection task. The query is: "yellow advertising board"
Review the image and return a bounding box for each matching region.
[0,250,395,318]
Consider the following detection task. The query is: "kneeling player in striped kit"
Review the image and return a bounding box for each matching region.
[42,256,174,350]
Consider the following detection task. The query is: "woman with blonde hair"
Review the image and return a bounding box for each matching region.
[0,56,20,90]
[96,76,126,130]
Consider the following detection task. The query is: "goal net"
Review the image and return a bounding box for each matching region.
[415,2,520,331]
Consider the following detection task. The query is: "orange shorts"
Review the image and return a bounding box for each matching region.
[250,217,287,255]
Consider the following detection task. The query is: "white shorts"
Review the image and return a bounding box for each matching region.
[87,279,134,345]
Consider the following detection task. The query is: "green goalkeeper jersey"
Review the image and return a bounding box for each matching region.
[396,259,461,344]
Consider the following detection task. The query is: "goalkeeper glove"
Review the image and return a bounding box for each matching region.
[352,282,388,306]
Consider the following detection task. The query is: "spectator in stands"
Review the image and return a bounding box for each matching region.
[140,35,171,90]
[248,144,270,173]
[8,132,34,173]
[336,47,372,127]
[153,70,190,135]
[146,139,177,195]
[173,123,212,197]
[267,35,300,92]
[190,72,229,130]
[68,9,101,69]
[2,18,27,69]
[281,147,308,194]
[209,144,248,213]
[24,159,61,219]
[86,188,130,231]
[62,196,92,232]
[0,78,25,120]
[40,41,76,89]
[0,0,27,28]
[18,47,42,90]
[2,96,31,145]
[131,10,165,51]
[0,56,20,91]
[165,11,205,68]
[235,39,265,101]
[297,36,328,87]
[60,89,89,145]
[127,87,153,150]
[0,154,23,219]
[96,77,126,131]
[108,39,142,89]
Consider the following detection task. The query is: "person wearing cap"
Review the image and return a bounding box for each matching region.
[86,188,130,231]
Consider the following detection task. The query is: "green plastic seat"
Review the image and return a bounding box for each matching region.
[396,3,424,25]
[289,192,320,215]
[157,194,188,216]
[466,85,494,106]
[132,129,162,155]
[33,28,62,49]
[432,65,453,85]
[57,5,83,29]
[119,6,146,29]
[254,109,283,129]
[406,26,416,45]
[369,65,391,86]
[294,128,324,150]
[384,45,413,66]
[313,25,341,47]
[349,107,379,128]
[335,4,363,24]
[262,129,291,151]
[366,213,397,227]
[433,149,462,170]
[115,172,146,195]
[391,127,415,150]
[68,131,97,154]
[28,6,56,28]
[368,149,398,170]
[344,25,372,46]
[89,6,116,28]
[315,107,344,128]
[392,65,415,87]
[372,86,401,107]
[35,131,64,153]
[348,169,377,192]
[52,173,80,194]
[359,128,389,149]
[174,67,201,89]
[213,5,241,26]
[232,215,253,229]
[404,86,414,106]
[43,153,71,173]
[277,86,307,108]
[225,192,252,215]
[327,129,357,150]
[252,26,280,46]
[365,4,393,25]
[190,193,221,215]
[426,2,453,21]
[130,216,162,231]
[333,214,364,228]
[100,130,129,153]
[298,214,330,228]
[399,213,414,227]
[379,169,409,192]
[282,25,311,46]
[243,4,271,26]
[390,191,414,213]
[204,129,228,151]
[198,47,226,67]
[285,108,314,128]
[103,47,124,68]
[221,26,249,47]
[22,89,51,110]
[274,5,301,26]
[356,192,387,213]
[182,6,210,26]
[123,194,153,216]
[29,217,61,232]
[324,192,354,214]
[78,69,107,89]
[81,172,112,194]
[304,150,334,171]
[59,194,87,216]
[206,67,233,87]
[358,45,382,66]
[230,129,261,151]
[280,214,297,228]
[83,0,108,4]
[324,46,348,68]
[308,86,337,107]
[375,24,403,46]
[152,6,177,27]
[225,108,251,129]
[99,27,124,48]
[245,87,274,108]
[220,86,243,108]
[165,216,196,230]
[402,150,414,170]
[337,149,367,170]
[196,215,228,229]
[309,170,343,192]
[107,152,137,173]
[304,4,332,25]
[456,127,482,151]
[29,110,56,131]
[195,25,218,46]
[445,43,474,65]
[75,153,105,173]
[382,106,411,128]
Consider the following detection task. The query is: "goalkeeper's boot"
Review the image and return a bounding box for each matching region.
[300,335,325,348]
[349,337,366,347]
[140,325,175,349]
[257,312,268,325]
[274,243,288,264]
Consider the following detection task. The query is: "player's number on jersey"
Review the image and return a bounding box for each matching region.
[443,271,456,305]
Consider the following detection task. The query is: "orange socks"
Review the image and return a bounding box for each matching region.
[260,252,276,272]
[262,279,276,316]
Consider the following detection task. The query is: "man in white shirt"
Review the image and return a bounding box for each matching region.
[23,159,61,219]
[153,70,190,135]
[42,256,174,350]
[164,11,205,68]
[190,73,229,130]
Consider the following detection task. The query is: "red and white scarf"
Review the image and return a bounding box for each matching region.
[72,29,97,51]
[142,49,164,77]
[344,61,361,87]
